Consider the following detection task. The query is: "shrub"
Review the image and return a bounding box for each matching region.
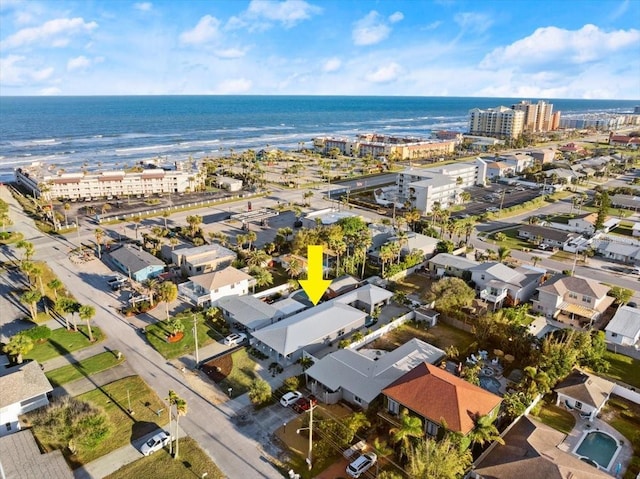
[283,376,300,392]
[23,325,52,342]
[338,339,351,349]
[248,378,272,405]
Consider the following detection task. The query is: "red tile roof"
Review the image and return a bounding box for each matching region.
[382,363,502,435]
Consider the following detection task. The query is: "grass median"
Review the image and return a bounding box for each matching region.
[45,351,125,387]
[25,326,105,363]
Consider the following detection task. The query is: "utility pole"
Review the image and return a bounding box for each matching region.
[76,215,80,245]
[297,403,317,471]
[499,188,506,212]
[193,314,199,366]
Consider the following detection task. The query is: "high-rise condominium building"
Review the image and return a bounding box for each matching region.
[468,107,525,140]
[511,100,556,132]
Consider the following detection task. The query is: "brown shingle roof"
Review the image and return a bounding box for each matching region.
[190,266,253,291]
[382,363,501,435]
[0,360,53,408]
[537,275,610,299]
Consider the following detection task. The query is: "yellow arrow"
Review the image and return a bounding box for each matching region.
[299,245,331,306]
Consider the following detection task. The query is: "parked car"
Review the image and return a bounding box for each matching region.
[487,207,499,212]
[292,395,317,413]
[280,390,303,407]
[346,452,377,478]
[140,430,170,456]
[538,243,550,251]
[223,333,247,346]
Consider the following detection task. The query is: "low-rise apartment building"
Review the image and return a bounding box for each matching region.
[15,164,204,201]
[313,134,456,160]
[171,243,236,276]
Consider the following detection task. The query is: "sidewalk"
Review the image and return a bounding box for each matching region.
[40,341,119,372]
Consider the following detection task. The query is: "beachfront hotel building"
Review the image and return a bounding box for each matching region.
[386,158,488,214]
[468,106,525,140]
[313,134,456,160]
[511,100,558,132]
[14,163,204,201]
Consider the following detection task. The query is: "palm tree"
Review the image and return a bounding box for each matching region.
[169,237,179,251]
[16,240,35,265]
[56,297,75,330]
[246,231,257,250]
[3,333,34,364]
[468,414,504,447]
[497,246,511,263]
[390,409,423,456]
[29,263,49,314]
[63,202,71,227]
[530,255,542,267]
[371,438,393,477]
[246,249,270,268]
[144,278,159,307]
[186,215,202,237]
[78,304,96,342]
[101,203,111,217]
[379,244,395,278]
[20,289,41,322]
[174,396,187,459]
[285,257,304,278]
[131,216,142,240]
[166,390,178,455]
[94,228,105,259]
[521,366,551,396]
[162,210,171,230]
[47,278,63,300]
[156,282,178,320]
[249,266,273,292]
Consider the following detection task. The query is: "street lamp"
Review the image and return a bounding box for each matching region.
[193,314,199,366]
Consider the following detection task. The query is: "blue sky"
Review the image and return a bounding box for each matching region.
[1,0,639,98]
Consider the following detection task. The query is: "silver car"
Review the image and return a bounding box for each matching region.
[140,431,170,456]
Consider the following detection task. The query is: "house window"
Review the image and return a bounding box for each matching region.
[481,274,485,280]
[230,283,235,289]
[353,396,362,404]
[337,329,345,337]
[582,296,591,303]
[575,401,582,410]
[196,266,202,273]
[426,421,439,437]
[611,333,617,337]
[5,423,11,431]
[568,292,578,299]
[388,399,399,415]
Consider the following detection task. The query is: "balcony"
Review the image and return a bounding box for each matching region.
[480,288,508,303]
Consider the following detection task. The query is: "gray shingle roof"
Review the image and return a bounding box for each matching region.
[0,361,53,409]
[0,430,73,479]
[108,245,164,274]
[537,275,610,299]
[429,253,479,270]
[217,294,279,329]
[518,224,578,243]
[555,370,615,409]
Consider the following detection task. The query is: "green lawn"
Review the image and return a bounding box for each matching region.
[45,351,125,387]
[145,312,223,359]
[105,437,224,479]
[602,351,640,389]
[219,349,259,396]
[70,376,165,467]
[369,321,476,356]
[610,221,635,238]
[489,227,533,251]
[24,326,105,363]
[534,402,576,435]
[603,396,640,479]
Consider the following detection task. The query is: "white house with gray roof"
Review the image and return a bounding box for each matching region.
[555,369,615,422]
[218,295,280,332]
[306,338,445,408]
[251,284,393,365]
[427,253,479,278]
[0,360,53,436]
[605,305,640,347]
[178,266,254,307]
[470,262,545,308]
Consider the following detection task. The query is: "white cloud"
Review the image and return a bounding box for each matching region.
[215,47,248,59]
[322,57,341,72]
[389,12,404,24]
[0,54,54,85]
[180,15,221,45]
[39,86,61,95]
[454,12,493,33]
[216,78,252,94]
[480,24,640,69]
[365,62,402,83]
[134,2,153,12]
[609,0,630,20]
[67,55,91,71]
[1,17,98,49]
[245,0,322,28]
[352,11,391,46]
[423,20,442,31]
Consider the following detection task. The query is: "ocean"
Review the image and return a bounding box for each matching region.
[0,95,638,183]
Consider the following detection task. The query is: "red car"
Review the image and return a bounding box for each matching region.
[292,395,318,413]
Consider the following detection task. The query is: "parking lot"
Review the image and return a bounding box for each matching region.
[458,184,543,217]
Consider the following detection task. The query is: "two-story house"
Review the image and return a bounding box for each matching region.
[531,275,614,325]
[171,243,236,277]
[470,262,545,308]
[177,266,254,307]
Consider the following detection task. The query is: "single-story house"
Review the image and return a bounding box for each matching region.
[251,284,393,365]
[306,338,445,409]
[386,232,439,259]
[382,363,502,439]
[605,305,640,347]
[178,266,254,307]
[555,369,615,421]
[518,224,580,249]
[609,133,640,149]
[327,275,361,299]
[108,245,165,282]
[568,213,598,235]
[597,241,640,265]
[471,416,612,479]
[270,297,307,318]
[428,253,479,278]
[0,429,73,478]
[470,262,545,308]
[171,243,236,277]
[217,295,279,332]
[0,360,53,436]
[531,275,614,323]
[611,194,640,211]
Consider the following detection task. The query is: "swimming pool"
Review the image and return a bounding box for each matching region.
[479,375,501,394]
[574,431,620,471]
